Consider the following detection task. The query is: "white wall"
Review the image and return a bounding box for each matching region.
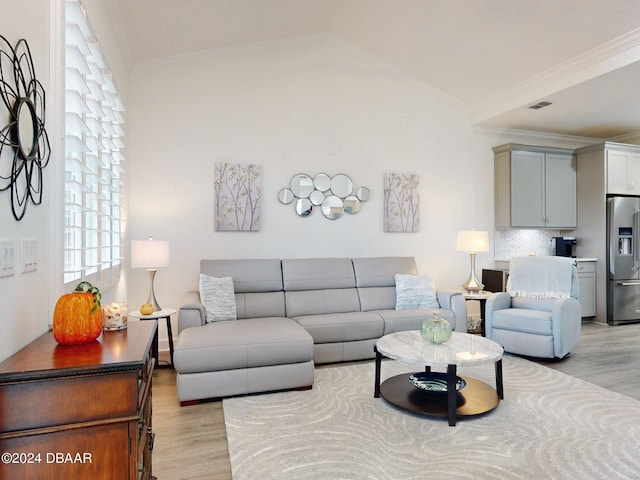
[0,0,54,360]
[127,34,594,349]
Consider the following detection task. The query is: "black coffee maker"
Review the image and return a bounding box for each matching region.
[553,236,576,257]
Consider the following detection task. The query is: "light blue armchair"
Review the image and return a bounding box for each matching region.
[484,256,581,359]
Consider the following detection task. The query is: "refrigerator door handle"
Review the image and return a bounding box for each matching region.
[634,209,640,273]
[608,197,616,278]
[616,282,640,286]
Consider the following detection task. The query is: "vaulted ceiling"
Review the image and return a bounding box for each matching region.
[108,0,640,139]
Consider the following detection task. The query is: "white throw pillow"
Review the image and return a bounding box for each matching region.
[394,273,439,310]
[199,274,237,322]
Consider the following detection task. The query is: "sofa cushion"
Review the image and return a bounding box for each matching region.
[282,258,356,291]
[285,288,361,317]
[292,311,384,343]
[200,259,286,319]
[199,274,237,322]
[379,309,455,335]
[358,286,396,311]
[236,291,286,319]
[394,274,439,309]
[353,257,421,311]
[174,318,313,374]
[201,258,283,293]
[352,257,418,287]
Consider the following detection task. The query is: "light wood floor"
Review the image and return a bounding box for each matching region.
[151,321,640,480]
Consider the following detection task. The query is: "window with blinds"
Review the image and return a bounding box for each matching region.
[64,0,124,289]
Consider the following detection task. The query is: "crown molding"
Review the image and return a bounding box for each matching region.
[609,130,640,144]
[473,125,604,149]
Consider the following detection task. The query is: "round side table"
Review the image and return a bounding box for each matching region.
[129,308,177,368]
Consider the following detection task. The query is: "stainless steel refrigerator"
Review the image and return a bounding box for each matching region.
[607,196,640,325]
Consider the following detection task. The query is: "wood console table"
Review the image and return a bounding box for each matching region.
[0,321,157,480]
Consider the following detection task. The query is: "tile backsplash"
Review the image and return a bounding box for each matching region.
[494,229,562,259]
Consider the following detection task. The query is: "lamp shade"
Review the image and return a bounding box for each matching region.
[456,230,489,253]
[131,239,170,269]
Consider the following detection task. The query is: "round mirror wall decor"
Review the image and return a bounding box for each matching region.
[331,174,353,198]
[15,98,38,160]
[0,36,51,221]
[278,187,294,205]
[356,186,370,202]
[295,198,313,217]
[321,195,344,220]
[313,173,331,192]
[309,190,325,206]
[289,174,314,199]
[343,196,361,214]
[278,172,369,219]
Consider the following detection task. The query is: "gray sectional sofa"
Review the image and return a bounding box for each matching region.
[174,256,467,404]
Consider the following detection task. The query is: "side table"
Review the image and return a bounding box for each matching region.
[129,308,177,368]
[462,291,493,336]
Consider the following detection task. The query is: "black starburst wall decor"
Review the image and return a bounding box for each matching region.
[0,35,50,221]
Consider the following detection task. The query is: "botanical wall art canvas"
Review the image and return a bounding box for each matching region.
[214,162,261,231]
[384,172,419,232]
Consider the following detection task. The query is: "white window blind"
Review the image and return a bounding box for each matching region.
[64,0,124,289]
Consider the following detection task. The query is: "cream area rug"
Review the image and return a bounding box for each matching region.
[223,355,640,480]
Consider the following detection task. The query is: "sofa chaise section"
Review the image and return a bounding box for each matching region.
[174,259,315,404]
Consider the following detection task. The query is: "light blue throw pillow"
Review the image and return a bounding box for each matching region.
[199,274,237,322]
[394,273,439,309]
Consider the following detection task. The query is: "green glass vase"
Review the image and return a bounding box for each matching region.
[421,313,453,344]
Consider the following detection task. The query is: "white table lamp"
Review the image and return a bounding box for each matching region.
[131,238,170,311]
[456,230,489,292]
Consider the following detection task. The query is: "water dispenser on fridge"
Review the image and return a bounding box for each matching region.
[618,227,633,256]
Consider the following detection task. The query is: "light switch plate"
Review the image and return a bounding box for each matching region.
[0,240,16,278]
[22,239,37,273]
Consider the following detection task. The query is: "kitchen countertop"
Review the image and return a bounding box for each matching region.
[493,257,597,270]
[494,257,597,262]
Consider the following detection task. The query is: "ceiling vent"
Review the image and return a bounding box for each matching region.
[528,101,553,110]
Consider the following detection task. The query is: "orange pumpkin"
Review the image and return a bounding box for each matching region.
[53,281,103,345]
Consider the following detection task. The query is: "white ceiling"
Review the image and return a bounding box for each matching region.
[108,0,640,139]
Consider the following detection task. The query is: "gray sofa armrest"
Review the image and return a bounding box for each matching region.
[437,290,467,332]
[178,290,206,334]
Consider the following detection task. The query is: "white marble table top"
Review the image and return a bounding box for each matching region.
[462,291,494,300]
[376,331,503,368]
[128,308,177,319]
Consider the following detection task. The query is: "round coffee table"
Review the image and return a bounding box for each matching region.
[374,331,504,426]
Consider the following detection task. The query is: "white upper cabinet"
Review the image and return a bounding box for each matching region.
[494,144,576,229]
[606,149,640,194]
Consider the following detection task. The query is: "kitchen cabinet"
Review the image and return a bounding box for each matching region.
[494,144,576,229]
[576,259,596,318]
[606,148,640,194]
[0,321,157,480]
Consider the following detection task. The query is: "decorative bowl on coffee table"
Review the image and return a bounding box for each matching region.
[409,371,466,392]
